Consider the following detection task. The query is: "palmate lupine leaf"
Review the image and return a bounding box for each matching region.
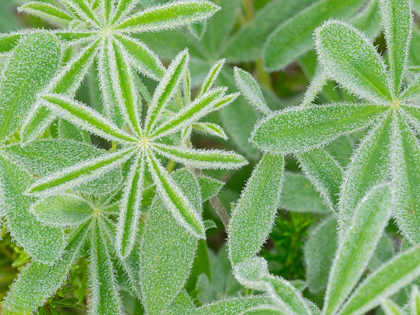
[116,153,145,258]
[140,169,202,314]
[250,104,388,154]
[338,246,420,315]
[339,114,392,232]
[152,143,247,169]
[379,0,412,96]
[88,220,124,315]
[263,0,366,71]
[0,32,60,140]
[315,20,392,103]
[228,153,284,266]
[2,221,90,315]
[323,184,392,315]
[21,39,100,143]
[144,49,189,135]
[391,112,420,244]
[0,154,64,264]
[196,296,274,315]
[31,194,94,227]
[114,0,220,32]
[146,151,206,239]
[234,257,311,315]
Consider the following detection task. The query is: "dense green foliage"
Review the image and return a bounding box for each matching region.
[1,0,420,314]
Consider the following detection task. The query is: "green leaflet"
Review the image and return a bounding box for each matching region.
[2,221,90,315]
[279,172,329,213]
[115,1,220,32]
[218,69,261,160]
[147,151,205,238]
[192,122,228,140]
[263,0,366,71]
[338,246,420,315]
[304,217,338,294]
[0,33,23,54]
[196,175,224,201]
[32,194,94,227]
[234,67,271,115]
[251,104,388,154]
[391,112,420,244]
[58,119,91,143]
[351,0,382,40]
[60,0,100,27]
[323,184,392,315]
[339,114,392,232]
[149,88,228,139]
[114,34,165,80]
[379,0,412,96]
[241,306,285,315]
[4,139,122,196]
[110,40,143,136]
[411,286,420,314]
[27,147,135,196]
[21,39,100,143]
[40,94,138,143]
[166,290,196,315]
[140,169,202,314]
[201,0,239,55]
[223,0,313,62]
[228,153,284,266]
[111,0,137,24]
[145,49,189,135]
[152,143,248,170]
[234,257,310,314]
[116,153,145,258]
[0,33,60,140]
[368,233,396,272]
[88,221,124,315]
[18,2,73,26]
[196,296,274,315]
[297,148,343,213]
[381,299,404,315]
[200,59,225,96]
[0,154,64,264]
[315,21,392,103]
[98,38,125,128]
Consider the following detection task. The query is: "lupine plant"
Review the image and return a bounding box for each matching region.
[3,0,420,314]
